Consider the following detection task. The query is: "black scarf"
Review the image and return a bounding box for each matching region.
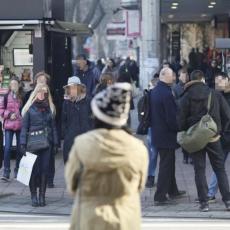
[34,99,49,112]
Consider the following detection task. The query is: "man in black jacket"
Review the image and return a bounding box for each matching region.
[150,67,185,205]
[205,59,221,88]
[178,70,230,212]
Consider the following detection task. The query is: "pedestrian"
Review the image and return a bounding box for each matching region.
[75,54,101,97]
[189,48,197,71]
[178,70,230,211]
[172,69,189,99]
[117,70,135,110]
[62,76,92,163]
[196,48,204,71]
[94,73,114,95]
[21,69,33,94]
[102,58,119,82]
[180,59,189,72]
[172,69,192,164]
[0,76,23,181]
[150,67,186,205]
[205,59,221,88]
[143,78,159,188]
[23,71,50,106]
[20,84,58,207]
[207,73,230,202]
[65,82,148,230]
[96,59,105,72]
[119,57,139,86]
[23,71,56,188]
[0,121,3,169]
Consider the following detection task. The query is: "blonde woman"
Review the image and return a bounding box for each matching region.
[20,84,58,207]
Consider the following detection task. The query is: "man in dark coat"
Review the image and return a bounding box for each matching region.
[150,67,185,205]
[172,69,189,99]
[205,59,221,88]
[178,70,230,212]
[189,48,197,71]
[207,72,230,201]
[75,54,100,97]
[172,69,192,164]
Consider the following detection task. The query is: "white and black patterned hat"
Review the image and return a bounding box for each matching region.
[91,83,132,127]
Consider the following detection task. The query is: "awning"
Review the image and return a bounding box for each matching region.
[0,20,93,36]
[46,20,93,36]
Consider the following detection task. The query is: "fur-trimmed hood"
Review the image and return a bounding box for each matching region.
[183,80,210,100]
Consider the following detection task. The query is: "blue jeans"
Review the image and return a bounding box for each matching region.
[3,130,21,169]
[147,128,158,177]
[208,151,229,198]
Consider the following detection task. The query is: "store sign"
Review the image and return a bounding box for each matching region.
[106,22,126,40]
[13,49,33,66]
[126,10,141,37]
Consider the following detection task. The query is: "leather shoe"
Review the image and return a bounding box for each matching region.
[169,190,186,199]
[224,201,230,211]
[154,199,176,206]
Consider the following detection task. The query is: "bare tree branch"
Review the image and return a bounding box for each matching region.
[91,3,106,29]
[82,0,100,24]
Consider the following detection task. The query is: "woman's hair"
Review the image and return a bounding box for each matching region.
[108,58,116,67]
[77,84,86,96]
[22,83,56,117]
[9,76,23,102]
[34,71,50,85]
[100,73,114,84]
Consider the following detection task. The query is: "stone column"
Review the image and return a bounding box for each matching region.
[140,0,160,89]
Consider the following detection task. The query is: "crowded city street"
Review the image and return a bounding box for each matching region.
[1,0,230,229]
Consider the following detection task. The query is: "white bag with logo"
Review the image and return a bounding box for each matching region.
[17,152,37,186]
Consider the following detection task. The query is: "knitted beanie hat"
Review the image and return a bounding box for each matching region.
[91,83,132,127]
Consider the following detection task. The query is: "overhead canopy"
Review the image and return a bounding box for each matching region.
[0,20,93,36]
[161,0,230,22]
[46,20,93,36]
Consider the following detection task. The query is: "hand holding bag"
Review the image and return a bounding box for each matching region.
[177,92,217,153]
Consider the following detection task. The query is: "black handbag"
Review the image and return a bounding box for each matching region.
[27,129,49,153]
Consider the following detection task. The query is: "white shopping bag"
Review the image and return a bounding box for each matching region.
[17,152,37,186]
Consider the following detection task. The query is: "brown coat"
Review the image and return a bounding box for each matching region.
[65,128,148,230]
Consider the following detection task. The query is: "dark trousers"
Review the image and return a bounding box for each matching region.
[192,140,230,203]
[47,147,55,184]
[154,149,179,201]
[32,147,51,177]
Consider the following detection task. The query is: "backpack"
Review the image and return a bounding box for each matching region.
[136,90,150,135]
[177,92,218,153]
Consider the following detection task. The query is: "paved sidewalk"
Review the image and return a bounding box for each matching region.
[0,108,230,218]
[0,149,230,219]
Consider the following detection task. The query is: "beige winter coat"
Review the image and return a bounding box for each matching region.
[65,128,148,230]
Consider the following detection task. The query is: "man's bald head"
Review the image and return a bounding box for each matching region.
[159,67,175,85]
